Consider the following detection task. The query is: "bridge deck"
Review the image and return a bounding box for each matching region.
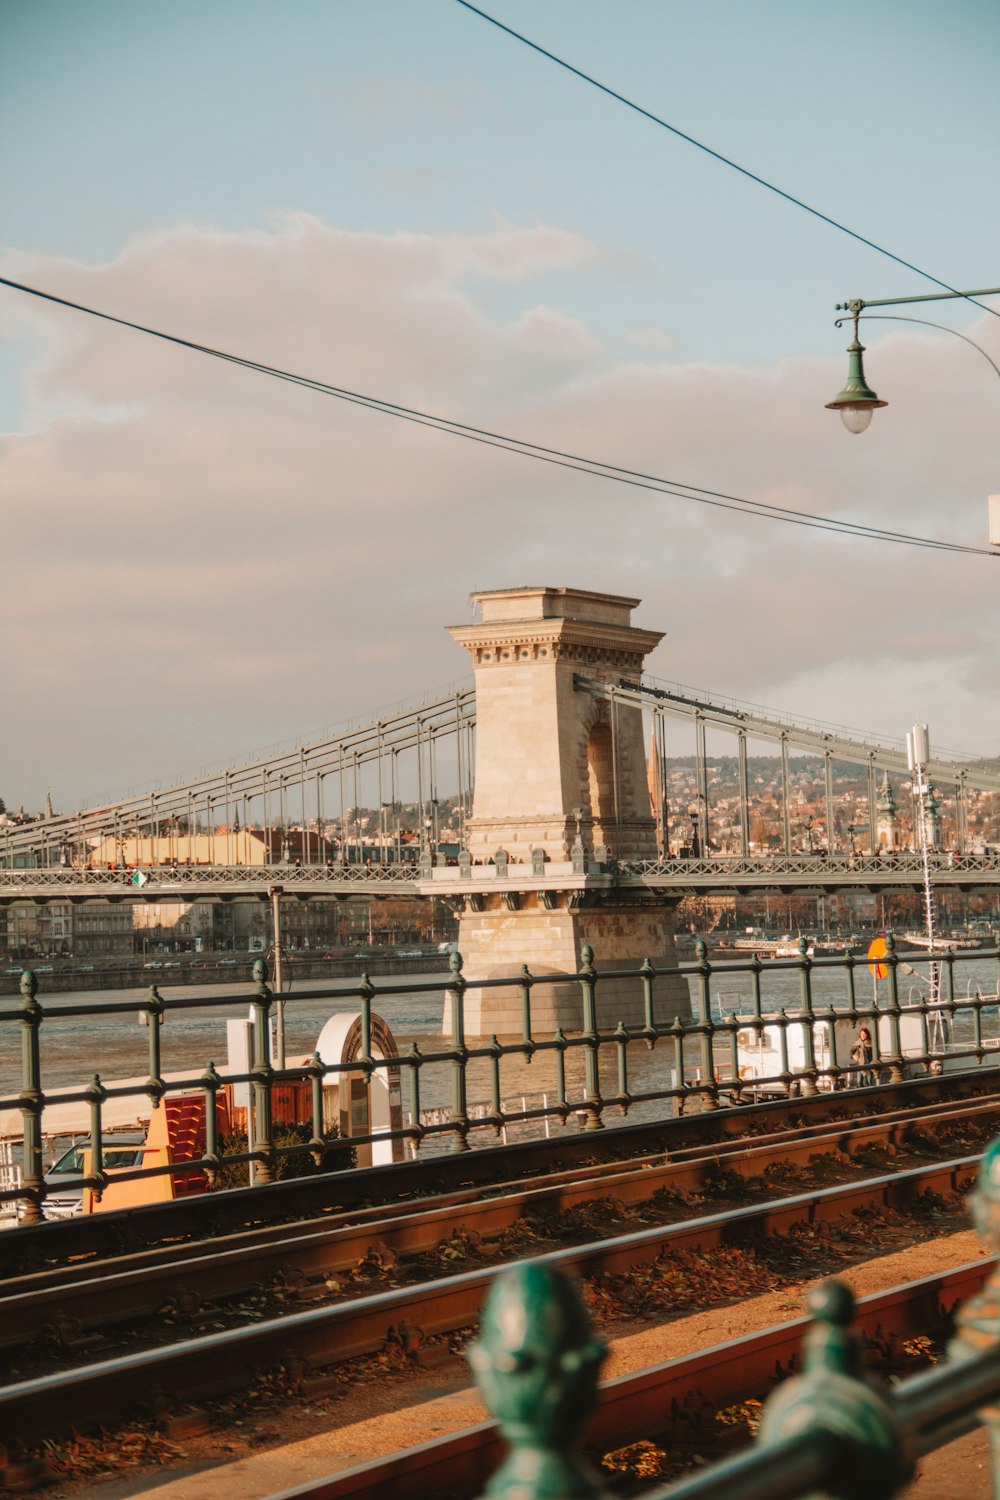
[2,852,1000,902]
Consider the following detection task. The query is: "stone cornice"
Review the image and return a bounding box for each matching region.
[448,617,664,669]
[469,585,642,610]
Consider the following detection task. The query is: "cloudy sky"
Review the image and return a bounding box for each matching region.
[2,0,998,811]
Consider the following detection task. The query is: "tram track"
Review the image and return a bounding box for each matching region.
[276,1261,990,1500]
[1,1090,995,1361]
[3,1082,998,1492]
[0,1138,985,1452]
[5,1071,997,1282]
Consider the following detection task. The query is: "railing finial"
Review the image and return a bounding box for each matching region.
[950,1136,1000,1371]
[468,1263,610,1499]
[758,1277,905,1498]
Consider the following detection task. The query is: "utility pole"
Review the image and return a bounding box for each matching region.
[270,885,285,1068]
[906,724,938,1004]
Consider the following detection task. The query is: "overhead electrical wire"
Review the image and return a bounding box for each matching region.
[453,0,999,321]
[0,273,995,559]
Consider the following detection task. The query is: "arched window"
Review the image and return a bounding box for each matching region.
[586,720,616,826]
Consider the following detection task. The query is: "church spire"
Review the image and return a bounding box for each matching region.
[874,771,898,851]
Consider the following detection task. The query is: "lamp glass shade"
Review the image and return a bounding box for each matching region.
[840,404,874,435]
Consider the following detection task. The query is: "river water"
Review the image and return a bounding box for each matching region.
[3,952,998,1154]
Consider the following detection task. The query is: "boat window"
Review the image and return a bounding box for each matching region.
[102,1147,144,1169]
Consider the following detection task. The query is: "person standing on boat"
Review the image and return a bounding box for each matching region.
[850,1025,874,1087]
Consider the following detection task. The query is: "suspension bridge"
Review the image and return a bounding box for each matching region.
[4,598,997,891]
[4,584,999,1029]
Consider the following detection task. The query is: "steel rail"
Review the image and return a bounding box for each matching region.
[3,1070,994,1279]
[0,1151,981,1444]
[267,1261,990,1500]
[2,1092,997,1353]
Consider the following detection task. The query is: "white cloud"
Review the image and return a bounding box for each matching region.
[624,324,676,352]
[2,217,998,810]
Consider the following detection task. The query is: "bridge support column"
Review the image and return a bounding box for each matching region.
[452,893,689,1034]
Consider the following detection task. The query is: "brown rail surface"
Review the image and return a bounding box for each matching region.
[0,1150,982,1447]
[2,1091,994,1353]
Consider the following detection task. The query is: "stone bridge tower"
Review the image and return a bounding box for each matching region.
[449,586,661,863]
[445,586,690,1033]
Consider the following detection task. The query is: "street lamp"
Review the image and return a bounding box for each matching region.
[826,285,1000,434]
[825,309,886,433]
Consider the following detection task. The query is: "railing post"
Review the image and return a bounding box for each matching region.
[693,938,718,1110]
[84,1073,108,1205]
[758,1279,905,1495]
[487,1034,503,1137]
[407,1042,424,1153]
[749,951,764,1024]
[519,965,535,1061]
[144,984,165,1113]
[308,1051,326,1166]
[468,1263,611,1500]
[18,969,44,1226]
[579,945,604,1130]
[201,1060,222,1186]
[613,1021,631,1115]
[883,931,905,1084]
[669,1017,686,1114]
[250,957,274,1184]
[357,972,374,1073]
[796,936,818,1097]
[552,1027,568,1124]
[640,956,656,1047]
[447,950,471,1152]
[949,1136,1000,1488]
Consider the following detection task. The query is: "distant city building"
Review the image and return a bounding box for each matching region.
[875,772,898,851]
[87,827,341,868]
[922,788,943,852]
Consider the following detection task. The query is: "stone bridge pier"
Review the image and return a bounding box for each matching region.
[445,586,691,1035]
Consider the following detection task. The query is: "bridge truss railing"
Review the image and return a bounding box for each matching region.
[616,849,1000,879]
[3,934,999,1225]
[576,673,1000,862]
[9,671,1000,875]
[1,682,476,869]
[0,861,423,895]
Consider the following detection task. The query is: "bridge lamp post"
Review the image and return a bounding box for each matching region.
[424,800,439,861]
[825,285,1000,435]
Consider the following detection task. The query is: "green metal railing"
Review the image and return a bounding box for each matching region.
[2,934,999,1224]
[468,1136,1000,1498]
